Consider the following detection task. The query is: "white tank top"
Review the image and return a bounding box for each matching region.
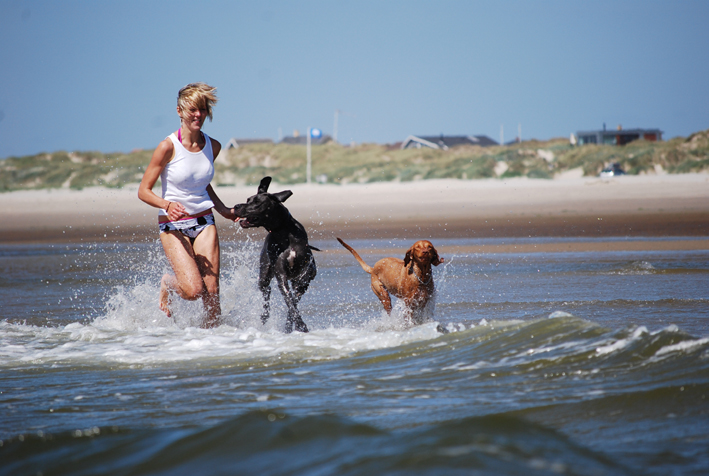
[159,132,215,216]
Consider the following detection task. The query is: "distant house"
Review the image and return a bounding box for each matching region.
[224,138,274,150]
[401,134,498,150]
[576,126,662,146]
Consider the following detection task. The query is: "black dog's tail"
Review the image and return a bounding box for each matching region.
[336,237,373,275]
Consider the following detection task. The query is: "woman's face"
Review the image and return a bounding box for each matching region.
[178,102,208,130]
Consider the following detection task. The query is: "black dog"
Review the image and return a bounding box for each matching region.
[233,177,317,333]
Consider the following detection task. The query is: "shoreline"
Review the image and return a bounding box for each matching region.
[1,174,708,251]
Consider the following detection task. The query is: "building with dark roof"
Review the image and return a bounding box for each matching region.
[401,134,498,150]
[576,126,662,146]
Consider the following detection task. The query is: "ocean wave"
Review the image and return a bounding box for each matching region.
[2,315,707,474]
[1,313,707,376]
[0,411,630,476]
[0,320,445,369]
[606,260,657,275]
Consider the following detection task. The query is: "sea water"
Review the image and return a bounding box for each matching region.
[1,237,708,475]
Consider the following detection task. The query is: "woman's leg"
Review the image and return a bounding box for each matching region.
[159,273,176,317]
[192,225,221,328]
[159,230,206,318]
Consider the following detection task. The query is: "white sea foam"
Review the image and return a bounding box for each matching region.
[441,361,491,371]
[595,326,648,355]
[654,337,709,357]
[615,260,656,275]
[0,318,444,368]
[548,311,574,319]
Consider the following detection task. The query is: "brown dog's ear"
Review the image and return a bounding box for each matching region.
[431,246,444,266]
[404,246,414,267]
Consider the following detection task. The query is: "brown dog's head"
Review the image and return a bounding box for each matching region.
[404,240,443,268]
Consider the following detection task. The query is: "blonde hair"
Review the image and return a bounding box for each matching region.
[177,82,218,121]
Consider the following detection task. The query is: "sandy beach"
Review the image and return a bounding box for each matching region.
[2,174,708,252]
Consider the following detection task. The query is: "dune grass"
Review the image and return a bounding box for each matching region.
[1,129,708,191]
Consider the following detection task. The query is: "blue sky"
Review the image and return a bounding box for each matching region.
[1,0,708,158]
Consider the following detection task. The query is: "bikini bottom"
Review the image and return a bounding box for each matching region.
[159,213,215,239]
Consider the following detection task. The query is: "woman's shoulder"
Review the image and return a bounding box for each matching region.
[152,136,176,164]
[208,135,222,159]
[158,136,176,153]
[209,136,221,149]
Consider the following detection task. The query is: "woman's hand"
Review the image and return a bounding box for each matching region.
[166,201,187,221]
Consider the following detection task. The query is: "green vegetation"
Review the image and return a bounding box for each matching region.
[0,149,152,192]
[2,129,708,192]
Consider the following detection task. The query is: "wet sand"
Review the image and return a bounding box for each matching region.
[2,174,708,252]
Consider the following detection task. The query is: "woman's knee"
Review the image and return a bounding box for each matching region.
[180,280,205,301]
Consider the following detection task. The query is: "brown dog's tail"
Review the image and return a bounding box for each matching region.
[337,237,373,274]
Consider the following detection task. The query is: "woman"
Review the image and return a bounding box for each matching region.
[138,82,236,328]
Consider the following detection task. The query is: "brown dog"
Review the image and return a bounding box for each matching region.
[337,238,444,323]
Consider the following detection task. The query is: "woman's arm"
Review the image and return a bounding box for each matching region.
[207,184,237,221]
[138,139,186,221]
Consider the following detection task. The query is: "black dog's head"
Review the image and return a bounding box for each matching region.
[233,177,293,230]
